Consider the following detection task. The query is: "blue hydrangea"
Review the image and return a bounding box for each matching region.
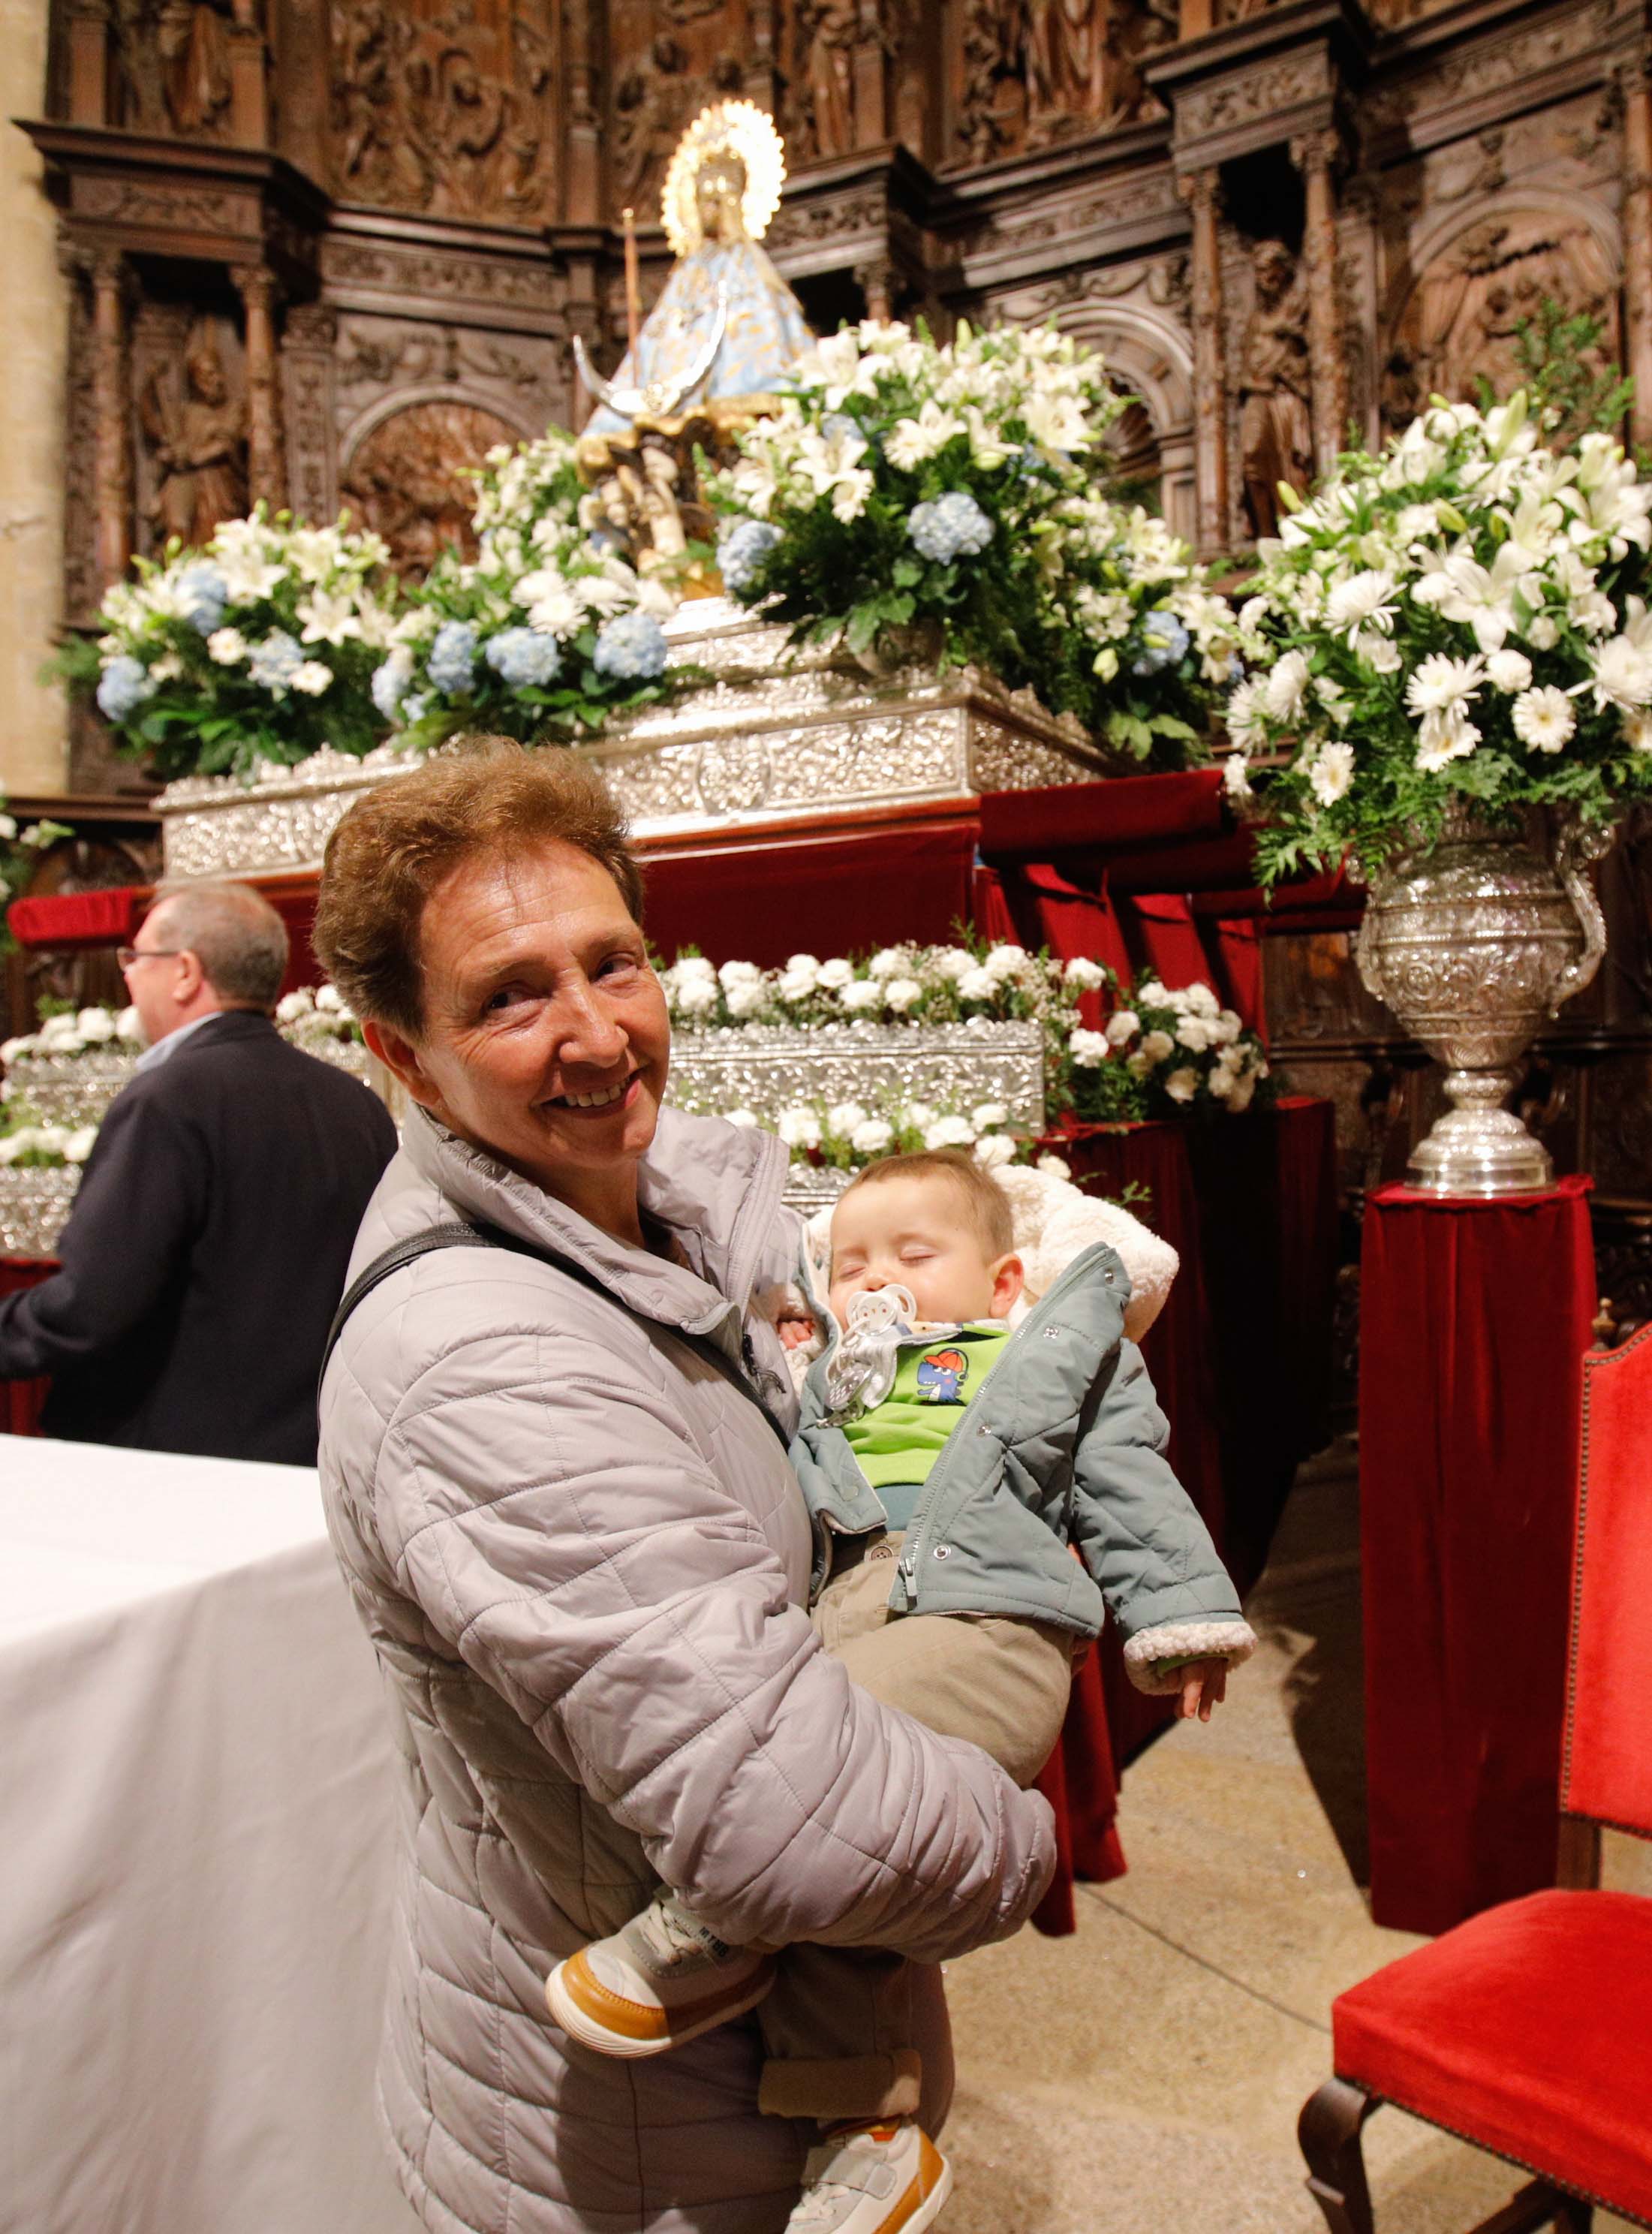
[718,518,782,596]
[484,628,562,688]
[594,610,669,682]
[1130,610,1192,676]
[426,620,480,695]
[370,650,411,721]
[96,655,158,723]
[247,631,304,692]
[176,563,229,633]
[908,491,994,565]
[822,412,860,444]
[402,691,430,725]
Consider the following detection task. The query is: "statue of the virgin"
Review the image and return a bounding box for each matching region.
[580,99,814,440]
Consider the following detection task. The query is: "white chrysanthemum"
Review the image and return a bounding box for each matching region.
[924,1114,977,1151]
[1163,1067,1199,1103]
[1485,649,1533,694]
[777,1107,822,1149]
[850,1117,895,1155]
[718,959,763,988]
[1415,704,1482,772]
[1511,686,1576,753]
[1623,710,1652,752]
[956,966,998,1002]
[1139,1029,1175,1065]
[1405,652,1485,714]
[1069,1028,1110,1069]
[206,627,247,665]
[838,979,883,1013]
[971,1101,1009,1131]
[1035,1151,1071,1180]
[817,956,855,989]
[1063,956,1108,991]
[1260,649,1311,723]
[275,990,312,1024]
[673,976,718,1018]
[1307,739,1357,805]
[1105,1010,1139,1046]
[1590,634,1652,712]
[724,980,768,1019]
[827,1101,868,1134]
[1326,570,1398,637]
[865,947,908,980]
[973,1133,1017,1169]
[725,1108,761,1128]
[883,977,923,1013]
[1222,753,1253,801]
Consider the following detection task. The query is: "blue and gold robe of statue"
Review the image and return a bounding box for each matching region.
[584,237,815,437]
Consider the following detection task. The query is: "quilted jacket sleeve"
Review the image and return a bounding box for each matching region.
[367,1315,1056,1964]
[1067,1340,1256,1693]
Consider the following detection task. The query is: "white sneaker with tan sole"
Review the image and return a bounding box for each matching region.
[546,1892,776,2058]
[786,2121,952,2232]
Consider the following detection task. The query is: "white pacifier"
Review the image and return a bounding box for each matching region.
[844,1284,917,1336]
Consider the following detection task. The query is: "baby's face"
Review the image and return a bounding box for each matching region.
[828,1173,1022,1327]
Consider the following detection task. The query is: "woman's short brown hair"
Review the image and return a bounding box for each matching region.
[312,736,644,1038]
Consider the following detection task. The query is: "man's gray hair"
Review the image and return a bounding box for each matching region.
[149,881,289,1010]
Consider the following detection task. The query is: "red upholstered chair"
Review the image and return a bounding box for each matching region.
[1298,1322,1652,2234]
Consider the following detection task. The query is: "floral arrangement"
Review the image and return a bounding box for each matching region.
[59,510,401,782]
[725,1094,1070,1178]
[1225,394,1652,884]
[660,939,1101,1104]
[0,1105,98,1169]
[706,318,1250,767]
[0,805,71,956]
[273,982,363,1049]
[371,430,686,753]
[1066,978,1271,1122]
[0,1002,143,1066]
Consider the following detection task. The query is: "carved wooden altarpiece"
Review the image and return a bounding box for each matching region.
[18,0,1652,1202]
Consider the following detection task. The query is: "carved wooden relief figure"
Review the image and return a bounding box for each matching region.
[140,322,248,548]
[329,0,554,219]
[113,0,233,137]
[614,35,691,201]
[1238,240,1313,543]
[1384,215,1618,428]
[342,401,519,579]
[1025,0,1105,138]
[799,0,858,158]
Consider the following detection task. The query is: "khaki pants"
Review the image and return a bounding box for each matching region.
[756,1531,1076,2124]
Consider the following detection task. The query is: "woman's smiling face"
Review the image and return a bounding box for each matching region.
[380,840,671,1210]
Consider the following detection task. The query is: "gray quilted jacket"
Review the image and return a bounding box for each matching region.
[317,1103,1056,2234]
[791,1242,1254,1691]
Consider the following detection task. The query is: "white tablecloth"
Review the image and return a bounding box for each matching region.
[0,1438,419,2234]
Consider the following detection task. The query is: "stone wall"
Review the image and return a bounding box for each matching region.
[0,0,68,794]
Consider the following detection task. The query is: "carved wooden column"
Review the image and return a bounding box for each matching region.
[856,257,895,323]
[233,266,287,511]
[281,303,339,525]
[1293,129,1348,475]
[1623,53,1652,455]
[561,0,601,224]
[746,0,781,112]
[80,245,134,589]
[1178,169,1229,559]
[67,0,110,127]
[854,1,889,146]
[227,0,269,146]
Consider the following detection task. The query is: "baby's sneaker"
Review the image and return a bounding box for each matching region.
[546,1892,776,2058]
[787,2120,952,2232]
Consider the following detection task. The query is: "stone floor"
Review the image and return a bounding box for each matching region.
[943,1438,1645,2234]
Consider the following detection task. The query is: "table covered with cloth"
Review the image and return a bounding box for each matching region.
[1028,1097,1340,1934]
[0,1438,418,2234]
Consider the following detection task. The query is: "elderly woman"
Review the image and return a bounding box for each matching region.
[313,739,1055,2234]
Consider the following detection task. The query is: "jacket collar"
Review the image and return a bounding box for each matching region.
[401,1100,790,1344]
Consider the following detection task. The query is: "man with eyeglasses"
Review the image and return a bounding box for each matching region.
[0,881,396,1463]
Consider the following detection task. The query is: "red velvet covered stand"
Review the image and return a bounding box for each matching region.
[0,1257,56,1435]
[1359,1177,1596,1935]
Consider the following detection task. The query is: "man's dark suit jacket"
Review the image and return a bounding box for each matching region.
[0,1010,398,1465]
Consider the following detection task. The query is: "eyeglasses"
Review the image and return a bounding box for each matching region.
[116,947,185,970]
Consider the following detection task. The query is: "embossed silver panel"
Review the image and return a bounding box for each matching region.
[667,1019,1046,1132]
[156,606,1108,879]
[6,1052,139,1131]
[0,1167,80,1257]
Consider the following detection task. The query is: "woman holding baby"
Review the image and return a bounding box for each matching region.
[314,737,1251,2234]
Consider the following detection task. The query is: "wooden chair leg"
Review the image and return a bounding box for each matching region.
[1299,2077,1380,2234]
[1468,2179,1593,2233]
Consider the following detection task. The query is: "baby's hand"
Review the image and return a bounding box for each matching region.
[1175,1658,1229,1723]
[777,1312,818,1352]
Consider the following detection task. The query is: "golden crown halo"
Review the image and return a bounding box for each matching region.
[661,100,786,257]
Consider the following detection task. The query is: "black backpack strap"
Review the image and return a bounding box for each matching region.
[320,1221,512,1390]
[320,1216,790,1450]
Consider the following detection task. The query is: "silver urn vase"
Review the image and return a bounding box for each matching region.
[1356,811,1610,1195]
